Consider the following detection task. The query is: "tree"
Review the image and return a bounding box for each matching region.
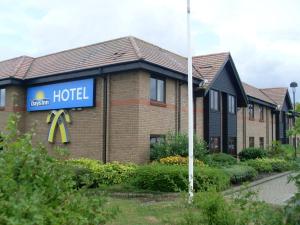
[0,114,116,225]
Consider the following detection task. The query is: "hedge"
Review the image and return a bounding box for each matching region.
[66,158,137,187]
[159,155,205,166]
[131,164,230,192]
[244,158,292,173]
[224,165,258,184]
[238,148,266,161]
[204,153,237,167]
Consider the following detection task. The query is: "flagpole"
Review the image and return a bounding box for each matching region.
[187,0,194,203]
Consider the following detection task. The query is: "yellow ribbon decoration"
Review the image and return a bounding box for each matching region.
[46,110,71,143]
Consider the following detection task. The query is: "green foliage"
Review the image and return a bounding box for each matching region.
[286,171,300,224]
[150,132,208,161]
[204,153,237,167]
[238,148,267,161]
[131,164,230,192]
[224,165,258,184]
[179,189,284,225]
[267,141,295,160]
[158,155,205,166]
[66,159,137,187]
[288,117,300,136]
[245,158,292,173]
[193,190,236,225]
[0,114,116,225]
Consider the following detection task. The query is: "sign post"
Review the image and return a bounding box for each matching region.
[187,0,194,203]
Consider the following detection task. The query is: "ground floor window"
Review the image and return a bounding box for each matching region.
[210,137,220,153]
[150,135,164,146]
[259,137,264,149]
[228,137,237,155]
[249,137,255,148]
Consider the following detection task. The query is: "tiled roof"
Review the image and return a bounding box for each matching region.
[192,52,230,85]
[0,36,204,80]
[0,56,34,79]
[242,82,276,105]
[260,88,289,108]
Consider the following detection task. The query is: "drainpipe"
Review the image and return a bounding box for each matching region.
[102,75,110,163]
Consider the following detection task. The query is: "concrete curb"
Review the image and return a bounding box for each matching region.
[223,171,293,196]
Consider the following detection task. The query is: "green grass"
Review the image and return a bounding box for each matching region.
[106,197,189,225]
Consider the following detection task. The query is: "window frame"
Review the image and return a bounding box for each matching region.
[249,137,255,148]
[150,76,166,104]
[248,103,254,120]
[210,89,219,112]
[259,105,264,122]
[228,94,236,114]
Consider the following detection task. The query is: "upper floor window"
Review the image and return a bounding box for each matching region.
[210,90,219,111]
[0,89,5,107]
[259,105,264,121]
[150,77,165,102]
[228,95,235,114]
[248,103,254,120]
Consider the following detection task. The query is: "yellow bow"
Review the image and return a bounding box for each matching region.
[46,110,71,143]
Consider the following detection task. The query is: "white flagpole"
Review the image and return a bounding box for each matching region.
[187,0,194,203]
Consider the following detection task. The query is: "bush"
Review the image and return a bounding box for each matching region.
[178,190,284,225]
[204,153,237,167]
[238,148,266,161]
[150,132,208,161]
[0,114,116,224]
[245,158,292,173]
[267,141,295,160]
[224,165,258,184]
[159,155,205,167]
[131,164,230,192]
[66,159,137,187]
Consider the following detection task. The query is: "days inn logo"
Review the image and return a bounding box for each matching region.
[30,91,50,107]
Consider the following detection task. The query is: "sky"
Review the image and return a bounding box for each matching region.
[0,0,299,101]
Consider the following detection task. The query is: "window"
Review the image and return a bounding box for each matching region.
[228,95,235,114]
[210,137,220,153]
[150,135,164,146]
[248,103,254,120]
[259,137,264,149]
[0,89,5,107]
[249,137,255,148]
[150,77,165,102]
[259,105,264,121]
[210,90,219,111]
[228,137,237,155]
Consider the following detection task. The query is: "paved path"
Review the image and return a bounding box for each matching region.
[226,172,298,205]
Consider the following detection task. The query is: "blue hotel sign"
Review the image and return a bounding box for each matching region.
[27,79,94,112]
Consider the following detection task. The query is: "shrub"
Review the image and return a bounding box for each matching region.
[238,148,266,161]
[159,155,205,167]
[224,165,258,184]
[245,158,291,173]
[267,141,295,160]
[150,132,208,161]
[204,153,237,167]
[0,114,116,224]
[66,159,137,187]
[178,189,284,225]
[131,164,230,192]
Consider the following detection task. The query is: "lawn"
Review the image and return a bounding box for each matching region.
[106,197,189,225]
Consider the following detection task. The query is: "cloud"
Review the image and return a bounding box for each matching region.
[0,0,299,101]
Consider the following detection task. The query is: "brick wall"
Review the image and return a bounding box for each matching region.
[237,103,274,151]
[0,71,205,164]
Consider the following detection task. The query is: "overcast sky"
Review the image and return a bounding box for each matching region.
[0,0,299,101]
